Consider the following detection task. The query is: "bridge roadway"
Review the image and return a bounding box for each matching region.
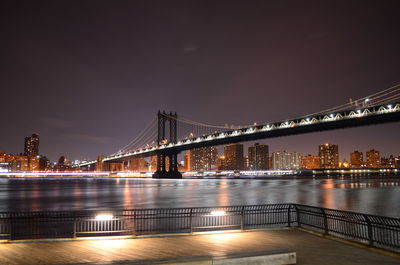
[79,102,400,167]
[0,229,398,264]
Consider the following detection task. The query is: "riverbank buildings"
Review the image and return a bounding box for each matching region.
[319,143,339,168]
[272,151,301,170]
[366,149,380,168]
[0,134,46,172]
[224,144,244,170]
[301,155,320,169]
[248,143,269,170]
[350,151,364,168]
[184,147,218,171]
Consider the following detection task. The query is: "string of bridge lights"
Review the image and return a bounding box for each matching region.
[108,83,400,164]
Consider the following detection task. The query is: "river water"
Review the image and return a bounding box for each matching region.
[0,176,399,218]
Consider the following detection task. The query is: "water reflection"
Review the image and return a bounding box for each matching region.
[0,176,399,217]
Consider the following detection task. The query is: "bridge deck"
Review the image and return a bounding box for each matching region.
[0,229,398,265]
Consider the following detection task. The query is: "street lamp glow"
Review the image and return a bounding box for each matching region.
[95,213,114,221]
[210,210,226,216]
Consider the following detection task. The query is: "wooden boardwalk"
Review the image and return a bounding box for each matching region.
[0,229,398,265]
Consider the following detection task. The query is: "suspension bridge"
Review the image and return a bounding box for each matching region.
[76,84,400,178]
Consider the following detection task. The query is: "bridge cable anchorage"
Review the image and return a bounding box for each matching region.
[297,83,400,119]
[112,118,157,155]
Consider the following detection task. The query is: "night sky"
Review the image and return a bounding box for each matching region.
[1,1,399,162]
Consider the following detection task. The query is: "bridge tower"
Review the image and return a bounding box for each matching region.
[152,111,182,179]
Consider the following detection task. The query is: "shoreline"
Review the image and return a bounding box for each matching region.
[0,173,399,180]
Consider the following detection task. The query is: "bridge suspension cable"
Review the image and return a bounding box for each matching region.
[299,83,400,118]
[163,114,246,130]
[113,118,157,154]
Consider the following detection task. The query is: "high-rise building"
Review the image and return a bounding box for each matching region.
[301,155,320,169]
[186,147,218,171]
[350,151,363,168]
[244,155,249,170]
[216,156,226,170]
[24,133,39,156]
[224,144,244,170]
[248,143,269,170]
[272,151,301,170]
[184,152,190,171]
[366,149,380,168]
[319,143,339,168]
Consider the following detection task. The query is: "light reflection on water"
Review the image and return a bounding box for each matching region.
[0,176,399,218]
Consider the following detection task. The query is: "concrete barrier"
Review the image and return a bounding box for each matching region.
[114,249,296,265]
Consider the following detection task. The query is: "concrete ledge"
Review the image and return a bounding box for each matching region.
[212,249,296,265]
[80,249,296,265]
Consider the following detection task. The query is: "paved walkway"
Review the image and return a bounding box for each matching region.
[0,229,398,265]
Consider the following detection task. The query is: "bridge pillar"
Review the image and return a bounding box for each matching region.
[153,111,182,179]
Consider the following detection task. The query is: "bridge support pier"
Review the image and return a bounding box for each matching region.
[153,111,182,179]
[153,153,182,179]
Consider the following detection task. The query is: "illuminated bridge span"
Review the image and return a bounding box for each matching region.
[77,85,400,178]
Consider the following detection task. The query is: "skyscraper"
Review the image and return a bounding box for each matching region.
[248,143,269,170]
[366,149,380,168]
[319,143,339,168]
[224,144,244,170]
[186,147,218,171]
[350,151,363,168]
[216,155,226,170]
[272,151,301,170]
[24,133,39,156]
[301,155,320,169]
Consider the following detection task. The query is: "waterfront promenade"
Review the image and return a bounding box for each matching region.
[0,229,398,265]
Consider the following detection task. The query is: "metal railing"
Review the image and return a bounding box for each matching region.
[294,204,400,252]
[0,204,399,253]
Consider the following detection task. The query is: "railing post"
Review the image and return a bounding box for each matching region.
[321,208,328,234]
[189,208,193,233]
[294,204,300,227]
[8,213,12,241]
[364,214,374,246]
[287,205,291,227]
[240,206,245,230]
[73,215,77,238]
[132,211,136,236]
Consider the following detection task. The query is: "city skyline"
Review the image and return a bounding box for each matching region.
[2,131,400,166]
